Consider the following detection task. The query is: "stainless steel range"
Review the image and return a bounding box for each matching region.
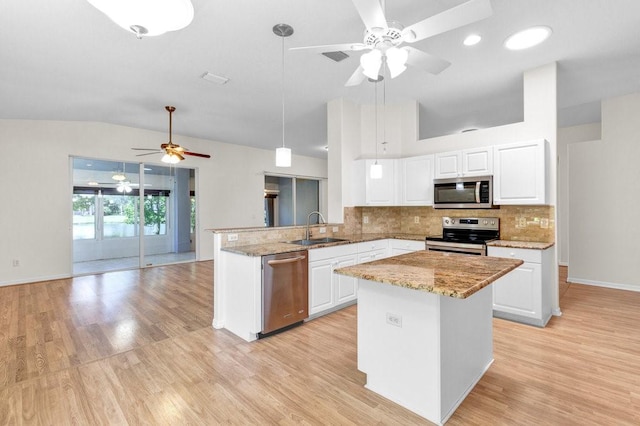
[425,217,499,256]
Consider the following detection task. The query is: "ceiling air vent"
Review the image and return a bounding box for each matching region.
[322,51,349,62]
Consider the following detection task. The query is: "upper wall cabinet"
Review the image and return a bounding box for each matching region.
[400,155,434,205]
[434,147,493,179]
[493,139,547,205]
[363,159,397,206]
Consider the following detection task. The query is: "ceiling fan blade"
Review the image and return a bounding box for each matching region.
[135,152,161,157]
[402,0,492,43]
[352,0,388,30]
[131,148,161,151]
[183,151,211,158]
[345,66,367,87]
[290,43,367,54]
[405,47,451,75]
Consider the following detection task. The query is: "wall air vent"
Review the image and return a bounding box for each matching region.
[322,51,349,62]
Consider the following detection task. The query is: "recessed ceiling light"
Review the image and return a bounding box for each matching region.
[504,26,552,50]
[463,34,482,46]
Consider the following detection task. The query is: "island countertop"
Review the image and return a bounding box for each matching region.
[335,250,523,299]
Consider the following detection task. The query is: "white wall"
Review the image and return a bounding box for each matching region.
[0,119,327,286]
[557,123,601,265]
[568,92,640,289]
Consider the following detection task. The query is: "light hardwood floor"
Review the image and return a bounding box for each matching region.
[1,263,639,425]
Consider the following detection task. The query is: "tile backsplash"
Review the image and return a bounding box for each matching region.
[345,205,555,243]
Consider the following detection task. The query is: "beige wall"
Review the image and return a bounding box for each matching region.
[0,119,327,286]
[568,92,640,289]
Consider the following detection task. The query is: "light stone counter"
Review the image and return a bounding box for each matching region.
[487,240,555,250]
[335,250,522,299]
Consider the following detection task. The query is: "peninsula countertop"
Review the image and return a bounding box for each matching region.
[335,250,523,299]
[221,233,426,256]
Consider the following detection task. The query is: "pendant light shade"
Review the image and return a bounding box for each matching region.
[87,0,194,38]
[360,49,383,80]
[386,47,409,78]
[275,147,292,168]
[370,162,383,179]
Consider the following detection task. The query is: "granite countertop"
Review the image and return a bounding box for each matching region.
[222,233,426,256]
[334,250,523,299]
[487,240,555,250]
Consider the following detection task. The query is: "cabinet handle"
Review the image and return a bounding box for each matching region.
[267,256,306,265]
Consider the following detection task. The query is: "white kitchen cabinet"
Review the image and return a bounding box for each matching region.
[435,148,493,179]
[488,245,554,327]
[389,239,425,256]
[400,155,434,205]
[364,159,397,205]
[493,139,547,205]
[308,244,359,317]
[357,240,389,264]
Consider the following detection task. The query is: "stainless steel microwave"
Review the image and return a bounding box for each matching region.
[433,176,493,209]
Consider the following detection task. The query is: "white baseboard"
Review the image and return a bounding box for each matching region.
[0,273,71,288]
[567,277,640,293]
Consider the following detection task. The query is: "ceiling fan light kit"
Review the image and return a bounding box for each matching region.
[291,0,492,86]
[87,0,194,38]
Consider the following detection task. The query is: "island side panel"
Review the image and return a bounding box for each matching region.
[357,279,442,423]
[439,285,493,423]
[219,250,262,342]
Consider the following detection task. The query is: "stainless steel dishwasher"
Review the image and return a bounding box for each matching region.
[260,250,309,337]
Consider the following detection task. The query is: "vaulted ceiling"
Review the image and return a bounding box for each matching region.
[2,0,639,158]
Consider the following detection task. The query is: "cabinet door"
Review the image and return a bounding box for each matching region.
[462,147,493,176]
[435,151,461,178]
[334,256,358,304]
[309,261,334,315]
[365,159,396,205]
[492,262,542,319]
[493,139,547,205]
[401,155,434,205]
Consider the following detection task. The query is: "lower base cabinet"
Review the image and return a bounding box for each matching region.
[488,246,554,327]
[308,245,359,317]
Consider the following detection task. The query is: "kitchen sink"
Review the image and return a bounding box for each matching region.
[287,237,348,246]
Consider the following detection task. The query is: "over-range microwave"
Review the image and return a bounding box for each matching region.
[433,176,493,209]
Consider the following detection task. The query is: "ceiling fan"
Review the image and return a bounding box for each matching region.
[290,0,492,86]
[132,106,211,163]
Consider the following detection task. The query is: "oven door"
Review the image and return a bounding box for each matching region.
[425,240,486,256]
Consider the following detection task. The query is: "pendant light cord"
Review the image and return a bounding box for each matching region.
[375,80,379,163]
[281,32,285,149]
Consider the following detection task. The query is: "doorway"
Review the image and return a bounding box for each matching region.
[72,157,197,275]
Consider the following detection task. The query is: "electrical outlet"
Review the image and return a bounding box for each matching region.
[540,218,549,229]
[12,259,20,267]
[414,216,420,224]
[517,217,527,228]
[363,216,369,224]
[227,234,238,242]
[386,312,402,327]
[319,227,326,234]
[332,226,339,232]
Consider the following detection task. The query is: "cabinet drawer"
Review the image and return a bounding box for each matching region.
[488,246,541,264]
[389,239,424,252]
[308,244,358,262]
[357,240,389,253]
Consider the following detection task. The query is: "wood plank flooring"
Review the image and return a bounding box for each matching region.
[1,263,639,425]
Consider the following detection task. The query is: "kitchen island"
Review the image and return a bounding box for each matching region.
[335,251,522,425]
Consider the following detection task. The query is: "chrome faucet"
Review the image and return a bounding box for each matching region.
[305,211,326,240]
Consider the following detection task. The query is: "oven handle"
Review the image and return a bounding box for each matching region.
[475,181,481,203]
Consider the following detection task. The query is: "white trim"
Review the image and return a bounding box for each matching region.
[0,274,70,288]
[567,277,640,293]
[558,261,568,266]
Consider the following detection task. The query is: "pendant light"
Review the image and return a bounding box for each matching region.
[370,77,383,179]
[87,0,194,39]
[274,24,293,168]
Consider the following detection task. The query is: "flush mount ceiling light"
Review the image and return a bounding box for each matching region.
[504,26,552,50]
[274,23,294,168]
[463,34,482,46]
[111,172,126,181]
[87,0,194,39]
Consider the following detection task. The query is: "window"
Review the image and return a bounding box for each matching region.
[72,194,96,240]
[264,175,320,227]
